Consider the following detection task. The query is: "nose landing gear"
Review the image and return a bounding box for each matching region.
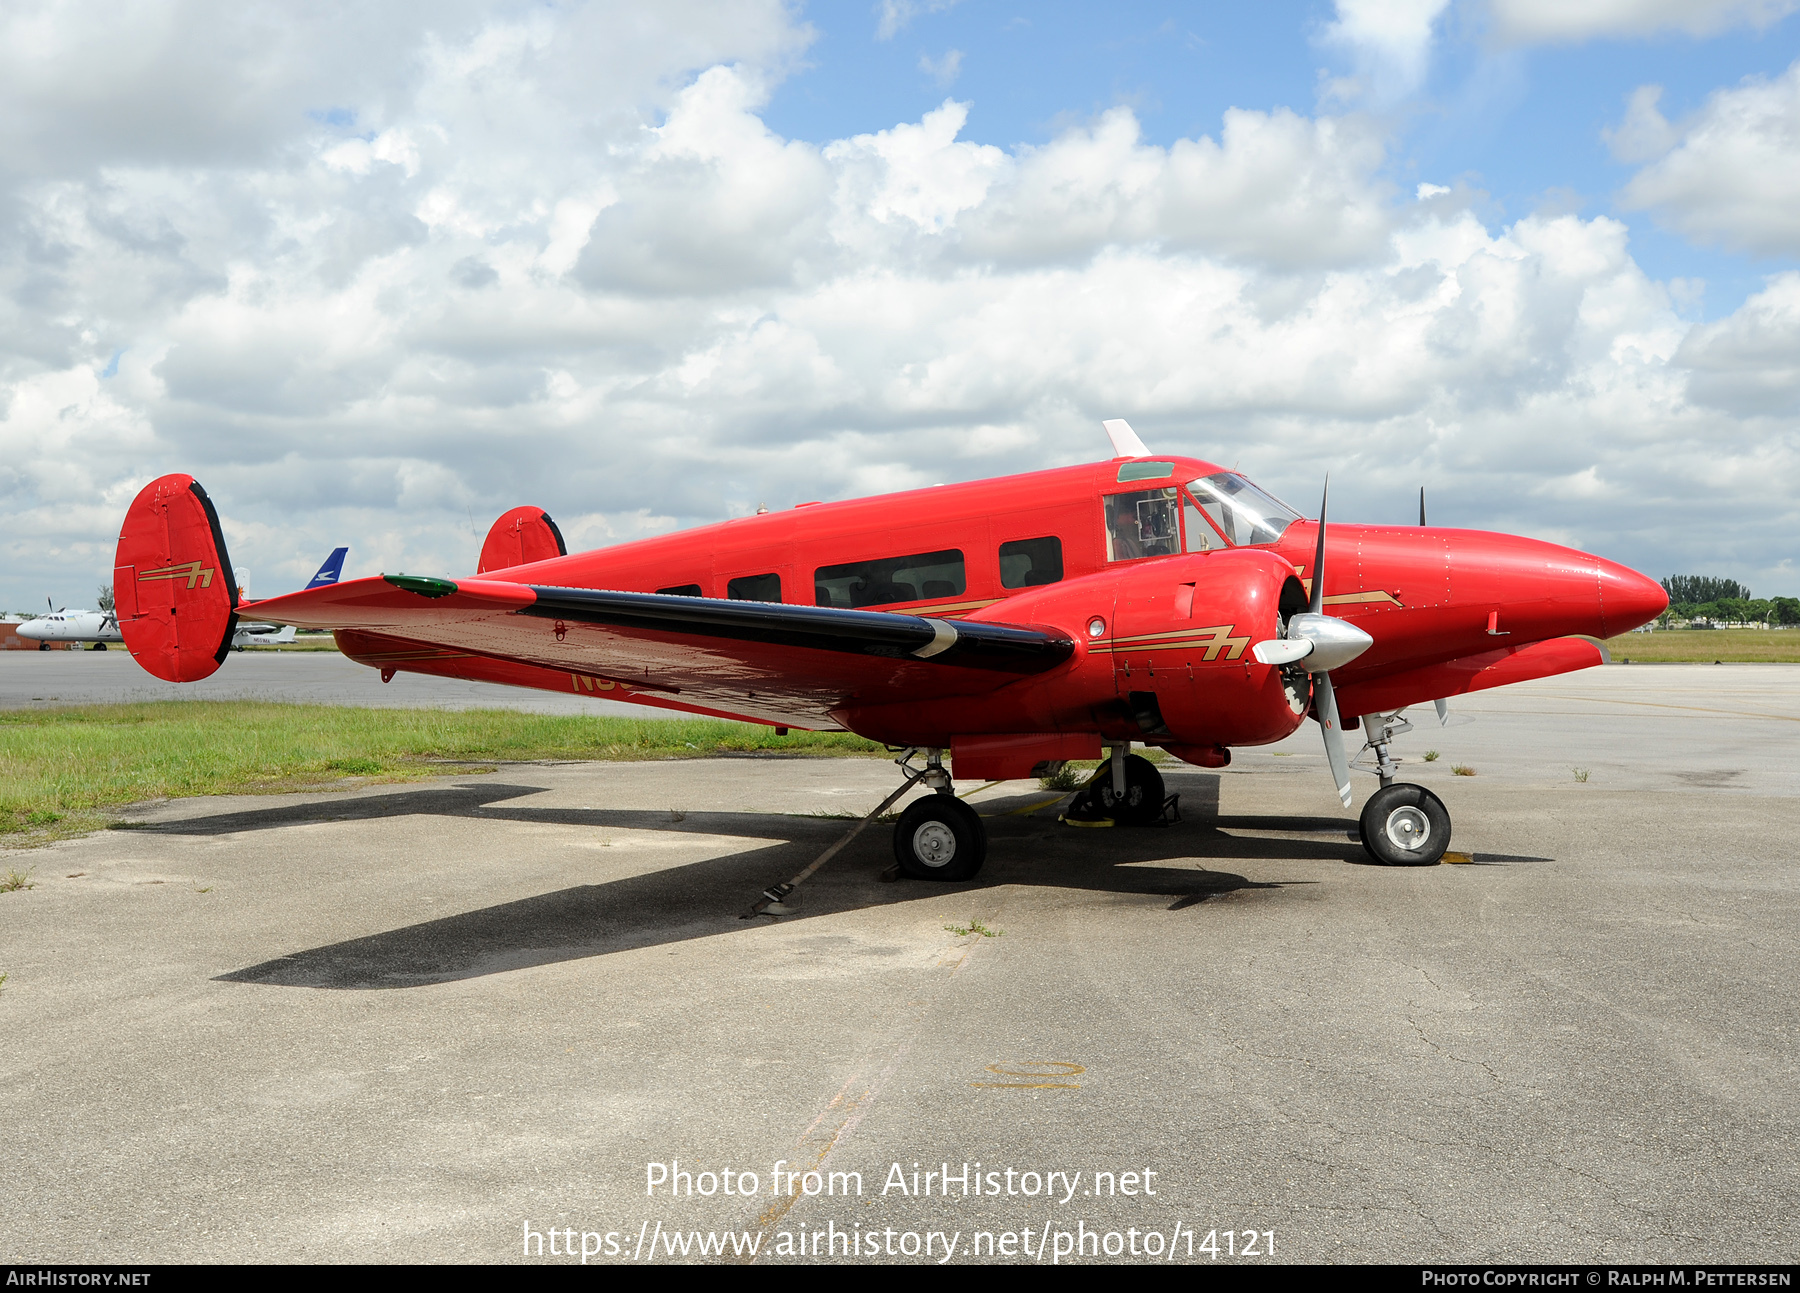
[1355,711,1451,866]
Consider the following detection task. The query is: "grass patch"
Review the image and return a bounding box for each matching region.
[945,920,1003,938]
[1422,750,1440,762]
[0,701,883,846]
[1038,762,1087,792]
[1573,767,1590,782]
[1451,764,1476,777]
[1,868,36,892]
[1604,629,1800,663]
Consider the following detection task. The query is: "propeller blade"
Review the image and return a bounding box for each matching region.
[1434,697,1449,726]
[1315,671,1353,808]
[1252,638,1314,666]
[1419,487,1427,527]
[1309,478,1328,616]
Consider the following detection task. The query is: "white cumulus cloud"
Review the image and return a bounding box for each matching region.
[1616,60,1800,255]
[1320,0,1450,103]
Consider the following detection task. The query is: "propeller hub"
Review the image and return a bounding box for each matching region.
[1286,612,1374,674]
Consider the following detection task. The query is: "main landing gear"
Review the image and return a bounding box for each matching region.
[1355,712,1451,866]
[1063,746,1167,826]
[891,749,987,882]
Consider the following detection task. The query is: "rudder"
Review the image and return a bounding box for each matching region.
[477,506,566,574]
[113,474,240,681]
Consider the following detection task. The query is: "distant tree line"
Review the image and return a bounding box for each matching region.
[1660,575,1800,626]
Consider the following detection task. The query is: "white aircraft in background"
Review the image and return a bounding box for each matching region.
[20,547,348,652]
[16,602,122,649]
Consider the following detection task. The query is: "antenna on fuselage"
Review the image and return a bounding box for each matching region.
[1102,419,1150,458]
[1419,487,1427,526]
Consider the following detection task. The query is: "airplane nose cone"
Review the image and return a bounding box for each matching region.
[1598,560,1668,637]
[16,622,45,640]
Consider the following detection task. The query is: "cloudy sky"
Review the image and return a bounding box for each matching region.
[3,0,1798,611]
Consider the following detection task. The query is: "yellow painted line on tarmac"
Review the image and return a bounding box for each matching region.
[982,795,1070,819]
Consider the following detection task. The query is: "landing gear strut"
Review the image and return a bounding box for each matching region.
[891,748,987,882]
[1355,711,1451,866]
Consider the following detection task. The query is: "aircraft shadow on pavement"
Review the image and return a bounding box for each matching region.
[167,773,1532,991]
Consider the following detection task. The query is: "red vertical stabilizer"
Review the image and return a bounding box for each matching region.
[113,474,240,682]
[477,506,567,575]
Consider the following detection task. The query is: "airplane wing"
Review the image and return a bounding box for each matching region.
[247,574,1073,727]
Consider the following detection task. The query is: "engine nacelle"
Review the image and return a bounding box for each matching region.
[1076,547,1310,750]
[840,549,1311,756]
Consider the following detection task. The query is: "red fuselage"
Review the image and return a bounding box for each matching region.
[334,456,1667,767]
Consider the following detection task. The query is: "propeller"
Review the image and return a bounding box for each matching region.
[1248,478,1373,808]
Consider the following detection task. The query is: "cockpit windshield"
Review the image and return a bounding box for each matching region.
[1187,473,1302,546]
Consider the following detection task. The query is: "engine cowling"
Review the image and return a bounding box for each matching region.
[1094,548,1311,752]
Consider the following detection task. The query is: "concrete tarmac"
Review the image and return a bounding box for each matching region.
[1,664,1797,1264]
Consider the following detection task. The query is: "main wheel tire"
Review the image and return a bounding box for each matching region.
[1093,754,1165,824]
[1359,783,1451,866]
[892,794,987,881]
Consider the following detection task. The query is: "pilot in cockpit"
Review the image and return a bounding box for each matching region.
[1106,494,1145,560]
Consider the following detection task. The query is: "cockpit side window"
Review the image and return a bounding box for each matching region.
[1186,473,1301,546]
[1183,493,1221,552]
[1104,488,1181,562]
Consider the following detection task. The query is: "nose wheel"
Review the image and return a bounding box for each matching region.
[1358,783,1451,866]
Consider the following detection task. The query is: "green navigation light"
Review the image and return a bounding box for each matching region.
[384,574,459,599]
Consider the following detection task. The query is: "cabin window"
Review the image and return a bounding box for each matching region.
[1104,488,1181,561]
[656,583,702,597]
[727,573,782,602]
[1186,473,1301,546]
[999,537,1064,588]
[814,549,965,608]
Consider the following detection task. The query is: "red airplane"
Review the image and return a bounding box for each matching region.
[109,420,1666,877]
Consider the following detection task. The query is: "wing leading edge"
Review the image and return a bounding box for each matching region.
[247,575,1074,726]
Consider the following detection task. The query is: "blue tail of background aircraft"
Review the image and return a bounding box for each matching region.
[305,547,349,590]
